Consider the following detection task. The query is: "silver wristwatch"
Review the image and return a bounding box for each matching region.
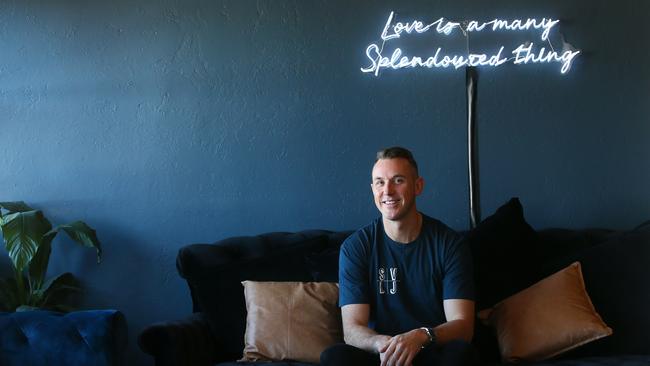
[419,327,436,348]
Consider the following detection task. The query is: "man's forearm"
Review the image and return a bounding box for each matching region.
[432,318,474,344]
[343,324,390,353]
[344,318,473,352]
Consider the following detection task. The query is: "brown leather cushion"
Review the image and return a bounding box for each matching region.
[478,262,612,363]
[240,281,342,363]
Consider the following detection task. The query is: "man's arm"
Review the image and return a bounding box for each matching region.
[341,304,391,353]
[344,304,432,366]
[341,299,474,366]
[434,299,475,343]
[434,232,476,344]
[377,300,475,366]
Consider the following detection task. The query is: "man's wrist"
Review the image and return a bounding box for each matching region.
[372,334,391,353]
[419,327,436,348]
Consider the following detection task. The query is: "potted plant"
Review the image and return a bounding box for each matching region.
[0,201,101,312]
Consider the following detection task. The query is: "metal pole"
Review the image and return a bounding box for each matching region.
[466,66,480,229]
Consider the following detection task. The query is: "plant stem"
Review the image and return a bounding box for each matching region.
[14,268,26,307]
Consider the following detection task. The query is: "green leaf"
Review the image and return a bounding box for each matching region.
[28,232,55,291]
[47,221,102,263]
[16,305,39,312]
[37,272,80,296]
[0,203,102,312]
[0,201,35,214]
[36,272,80,309]
[1,211,53,273]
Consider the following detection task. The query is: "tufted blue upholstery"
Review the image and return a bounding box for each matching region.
[0,309,127,366]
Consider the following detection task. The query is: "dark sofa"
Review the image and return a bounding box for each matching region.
[139,198,650,365]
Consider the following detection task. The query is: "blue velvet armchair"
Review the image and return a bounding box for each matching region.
[0,309,127,366]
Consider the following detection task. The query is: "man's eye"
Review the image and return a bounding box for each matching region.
[394,178,405,184]
[374,181,384,187]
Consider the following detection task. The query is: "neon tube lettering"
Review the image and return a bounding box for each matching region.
[361,45,510,76]
[512,43,581,74]
[381,11,461,40]
[362,12,580,75]
[478,18,559,41]
[466,20,486,32]
[380,12,559,41]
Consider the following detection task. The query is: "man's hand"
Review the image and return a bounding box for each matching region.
[378,328,428,366]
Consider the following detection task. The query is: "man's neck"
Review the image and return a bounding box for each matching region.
[383,211,423,244]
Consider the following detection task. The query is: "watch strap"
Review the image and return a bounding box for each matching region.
[419,327,436,348]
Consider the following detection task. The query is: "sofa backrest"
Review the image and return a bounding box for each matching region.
[176,230,350,362]
[174,218,637,363]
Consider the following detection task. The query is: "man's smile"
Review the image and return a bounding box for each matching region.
[382,199,401,206]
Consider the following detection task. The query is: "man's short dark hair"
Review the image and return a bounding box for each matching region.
[375,146,419,176]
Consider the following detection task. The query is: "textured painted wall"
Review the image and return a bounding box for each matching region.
[0,0,648,364]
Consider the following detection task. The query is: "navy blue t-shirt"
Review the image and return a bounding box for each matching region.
[339,214,474,336]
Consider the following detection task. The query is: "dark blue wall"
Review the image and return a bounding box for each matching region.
[1,1,648,364]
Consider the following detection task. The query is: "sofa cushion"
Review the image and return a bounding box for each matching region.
[240,281,342,363]
[541,223,650,357]
[177,232,329,362]
[479,262,612,363]
[466,197,540,311]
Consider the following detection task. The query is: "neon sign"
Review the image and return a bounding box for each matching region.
[361,11,581,76]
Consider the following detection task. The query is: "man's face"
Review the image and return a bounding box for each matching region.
[371,158,424,222]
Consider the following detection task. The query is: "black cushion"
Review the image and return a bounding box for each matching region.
[467,197,539,311]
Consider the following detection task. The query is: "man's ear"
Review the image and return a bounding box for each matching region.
[415,176,424,195]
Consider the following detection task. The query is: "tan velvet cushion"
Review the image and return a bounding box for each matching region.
[240,281,342,363]
[478,262,612,363]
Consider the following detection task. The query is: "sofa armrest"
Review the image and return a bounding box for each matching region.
[138,312,219,366]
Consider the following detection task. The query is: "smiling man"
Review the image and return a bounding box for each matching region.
[321,147,477,366]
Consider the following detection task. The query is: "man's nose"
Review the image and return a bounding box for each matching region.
[384,181,395,194]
